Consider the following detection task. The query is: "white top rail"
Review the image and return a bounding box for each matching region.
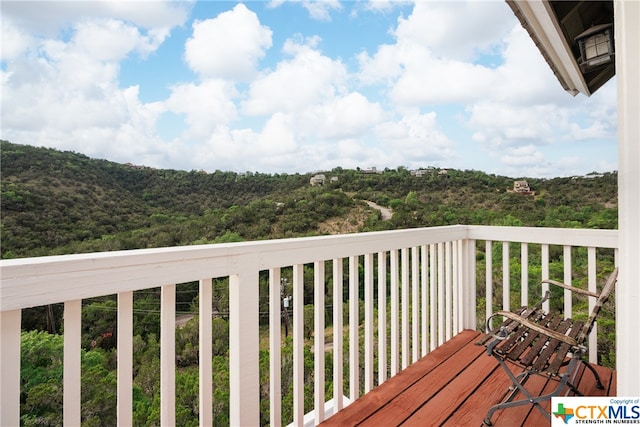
[1,225,468,311]
[1,225,617,311]
[467,225,617,248]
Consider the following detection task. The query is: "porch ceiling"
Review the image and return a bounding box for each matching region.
[507,0,615,96]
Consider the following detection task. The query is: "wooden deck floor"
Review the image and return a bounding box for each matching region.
[320,330,616,427]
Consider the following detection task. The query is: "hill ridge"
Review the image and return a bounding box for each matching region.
[1,140,617,258]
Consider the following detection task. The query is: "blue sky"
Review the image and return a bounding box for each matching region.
[1,1,617,177]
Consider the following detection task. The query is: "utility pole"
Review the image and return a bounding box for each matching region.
[46,304,56,334]
[281,278,291,338]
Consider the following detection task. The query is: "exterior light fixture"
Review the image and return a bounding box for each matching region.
[575,23,614,72]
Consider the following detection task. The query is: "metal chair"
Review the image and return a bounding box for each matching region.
[477,268,617,426]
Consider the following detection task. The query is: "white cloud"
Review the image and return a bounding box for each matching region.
[184,4,272,81]
[0,18,34,61]
[499,145,546,166]
[186,122,299,173]
[567,82,617,141]
[491,25,567,105]
[257,112,298,155]
[242,37,348,115]
[469,102,563,148]
[374,110,455,166]
[356,43,403,86]
[301,0,342,21]
[390,53,497,105]
[361,0,411,14]
[356,1,515,106]
[393,1,513,61]
[299,92,385,139]
[0,0,189,37]
[72,19,159,61]
[267,0,342,21]
[164,79,238,139]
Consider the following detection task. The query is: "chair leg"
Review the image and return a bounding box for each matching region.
[483,360,544,426]
[582,361,605,389]
[483,355,581,426]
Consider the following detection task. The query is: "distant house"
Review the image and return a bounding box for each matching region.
[513,180,535,195]
[330,176,338,183]
[310,174,326,186]
[125,163,147,170]
[584,173,604,179]
[411,169,429,177]
[360,167,381,174]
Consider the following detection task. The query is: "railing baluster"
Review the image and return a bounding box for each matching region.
[349,256,359,400]
[454,240,461,334]
[485,240,493,330]
[587,248,598,363]
[437,243,445,346]
[118,291,133,426]
[502,241,510,312]
[445,241,452,342]
[293,264,305,426]
[269,269,282,427]
[199,279,213,427]
[64,299,81,427]
[161,285,176,427]
[314,261,326,423]
[420,245,428,357]
[461,239,477,330]
[542,244,550,312]
[333,258,344,411]
[364,254,374,393]
[411,246,419,363]
[521,243,529,307]
[564,245,573,319]
[502,242,511,311]
[390,249,399,376]
[0,309,21,427]
[429,244,437,352]
[377,252,387,383]
[229,270,260,426]
[401,248,409,370]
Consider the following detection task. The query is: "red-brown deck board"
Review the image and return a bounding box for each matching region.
[320,330,616,427]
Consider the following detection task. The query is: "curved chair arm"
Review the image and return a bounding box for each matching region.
[485,315,509,342]
[490,310,579,348]
[541,279,600,299]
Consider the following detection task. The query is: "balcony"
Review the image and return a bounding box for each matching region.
[0,225,618,426]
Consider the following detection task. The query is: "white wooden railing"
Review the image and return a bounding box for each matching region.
[0,225,618,426]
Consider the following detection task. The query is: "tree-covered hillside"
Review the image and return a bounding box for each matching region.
[1,140,617,259]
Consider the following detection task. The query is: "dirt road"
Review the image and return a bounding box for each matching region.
[365,200,393,220]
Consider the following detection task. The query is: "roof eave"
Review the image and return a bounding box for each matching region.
[507,0,591,97]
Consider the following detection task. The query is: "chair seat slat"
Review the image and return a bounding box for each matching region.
[505,311,551,361]
[519,315,562,367]
[532,317,572,372]
[548,320,585,375]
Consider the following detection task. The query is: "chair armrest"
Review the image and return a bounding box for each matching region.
[491,310,579,347]
[541,279,600,299]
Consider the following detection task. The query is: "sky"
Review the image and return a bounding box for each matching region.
[1,0,618,178]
